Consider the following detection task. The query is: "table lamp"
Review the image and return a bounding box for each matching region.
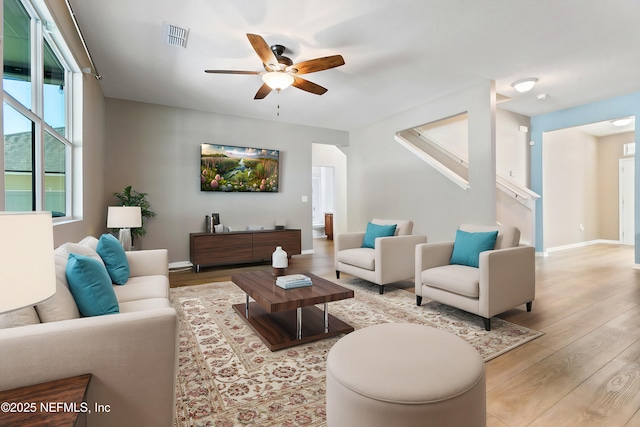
[107,206,142,251]
[0,212,56,313]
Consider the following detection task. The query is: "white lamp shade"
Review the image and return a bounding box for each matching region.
[107,206,142,228]
[262,72,295,91]
[0,212,56,313]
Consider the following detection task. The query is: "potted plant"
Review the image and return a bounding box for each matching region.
[113,186,156,245]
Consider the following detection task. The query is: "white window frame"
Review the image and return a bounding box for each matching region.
[3,0,79,219]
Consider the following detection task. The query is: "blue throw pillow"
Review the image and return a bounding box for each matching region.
[450,229,498,268]
[66,253,119,317]
[96,233,130,285]
[361,222,397,249]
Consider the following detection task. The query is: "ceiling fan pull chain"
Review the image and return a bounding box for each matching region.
[277,90,281,117]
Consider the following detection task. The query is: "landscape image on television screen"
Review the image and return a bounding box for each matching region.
[200,144,279,192]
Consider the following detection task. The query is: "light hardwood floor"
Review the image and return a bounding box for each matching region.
[170,239,640,426]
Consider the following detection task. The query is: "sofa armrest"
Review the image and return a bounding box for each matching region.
[126,249,169,278]
[478,245,535,317]
[0,308,178,427]
[334,232,366,265]
[415,242,455,294]
[375,234,427,284]
[335,232,365,251]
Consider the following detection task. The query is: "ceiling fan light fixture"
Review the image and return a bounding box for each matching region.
[512,78,538,93]
[262,72,294,91]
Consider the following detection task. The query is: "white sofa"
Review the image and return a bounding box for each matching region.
[0,236,178,427]
[335,219,427,294]
[415,224,535,331]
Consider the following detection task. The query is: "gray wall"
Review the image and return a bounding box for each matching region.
[104,99,348,263]
[346,81,498,241]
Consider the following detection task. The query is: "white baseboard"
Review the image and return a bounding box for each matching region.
[301,249,315,255]
[546,239,621,254]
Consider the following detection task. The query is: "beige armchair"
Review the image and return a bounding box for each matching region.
[415,224,535,330]
[335,219,427,294]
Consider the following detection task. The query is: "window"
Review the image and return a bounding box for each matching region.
[3,0,76,217]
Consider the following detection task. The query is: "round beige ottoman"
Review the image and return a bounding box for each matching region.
[326,323,486,427]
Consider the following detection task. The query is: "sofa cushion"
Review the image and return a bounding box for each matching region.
[460,224,520,250]
[35,278,81,322]
[361,222,397,249]
[450,229,498,268]
[112,275,170,303]
[57,242,105,268]
[119,298,172,313]
[97,233,130,285]
[337,248,375,271]
[422,265,480,298]
[372,219,413,236]
[0,306,40,329]
[78,235,99,251]
[66,254,119,317]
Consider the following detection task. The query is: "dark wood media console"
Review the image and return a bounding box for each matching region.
[190,229,302,272]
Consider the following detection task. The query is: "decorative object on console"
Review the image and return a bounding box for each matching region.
[107,206,142,251]
[201,144,279,192]
[0,211,56,313]
[272,246,288,276]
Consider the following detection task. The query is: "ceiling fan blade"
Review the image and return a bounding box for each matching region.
[246,33,279,70]
[204,70,261,75]
[254,82,272,99]
[292,77,328,95]
[287,55,345,75]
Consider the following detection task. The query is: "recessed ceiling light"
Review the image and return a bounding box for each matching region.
[537,93,548,100]
[511,78,538,93]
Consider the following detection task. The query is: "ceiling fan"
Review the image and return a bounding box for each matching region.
[205,33,345,99]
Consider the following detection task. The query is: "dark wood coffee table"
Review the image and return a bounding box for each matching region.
[231,271,354,351]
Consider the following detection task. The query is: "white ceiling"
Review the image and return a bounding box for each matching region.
[66,0,640,132]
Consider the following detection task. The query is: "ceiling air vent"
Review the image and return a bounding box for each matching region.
[165,23,189,48]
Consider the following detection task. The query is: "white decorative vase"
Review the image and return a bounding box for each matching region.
[272,246,288,276]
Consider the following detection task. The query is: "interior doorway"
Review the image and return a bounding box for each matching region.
[542,116,635,251]
[312,166,335,238]
[620,157,635,245]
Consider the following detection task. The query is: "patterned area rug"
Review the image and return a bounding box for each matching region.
[171,277,542,426]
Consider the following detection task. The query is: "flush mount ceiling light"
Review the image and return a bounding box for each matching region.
[611,117,633,127]
[511,78,538,93]
[261,72,295,91]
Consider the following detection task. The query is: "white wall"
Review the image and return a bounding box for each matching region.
[105,99,348,262]
[496,109,531,187]
[598,131,634,239]
[543,128,600,248]
[346,81,497,241]
[312,143,347,236]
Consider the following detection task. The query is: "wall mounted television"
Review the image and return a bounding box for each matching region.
[200,143,280,192]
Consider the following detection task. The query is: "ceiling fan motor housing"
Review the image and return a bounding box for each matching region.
[270,44,293,67]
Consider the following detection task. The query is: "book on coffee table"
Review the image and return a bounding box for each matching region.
[276,274,313,289]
